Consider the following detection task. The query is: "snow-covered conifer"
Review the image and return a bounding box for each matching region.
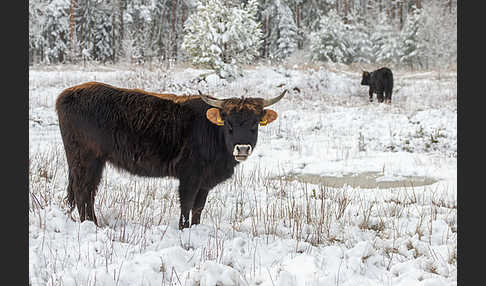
[30,0,70,64]
[181,0,262,78]
[370,12,400,65]
[310,9,353,64]
[345,9,372,64]
[264,0,298,61]
[398,7,423,69]
[76,0,114,62]
[417,2,457,69]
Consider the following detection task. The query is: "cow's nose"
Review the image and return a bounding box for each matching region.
[233,144,252,161]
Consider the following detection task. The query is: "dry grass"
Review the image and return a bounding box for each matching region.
[29,144,456,252]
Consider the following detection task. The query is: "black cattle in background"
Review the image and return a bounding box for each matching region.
[56,82,286,229]
[361,67,394,103]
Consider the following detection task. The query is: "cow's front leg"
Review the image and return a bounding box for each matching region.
[178,178,202,230]
[369,88,374,102]
[191,188,210,226]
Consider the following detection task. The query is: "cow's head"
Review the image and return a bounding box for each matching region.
[361,71,371,86]
[200,90,286,162]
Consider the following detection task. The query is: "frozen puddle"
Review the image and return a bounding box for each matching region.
[281,171,438,189]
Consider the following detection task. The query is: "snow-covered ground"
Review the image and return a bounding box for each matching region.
[29,63,457,286]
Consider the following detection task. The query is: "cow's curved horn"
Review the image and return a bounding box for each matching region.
[358,63,365,71]
[199,90,224,108]
[263,89,287,107]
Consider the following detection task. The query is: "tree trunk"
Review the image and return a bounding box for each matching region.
[398,1,403,30]
[69,0,75,62]
[182,2,187,26]
[59,31,65,63]
[119,0,124,61]
[344,0,348,22]
[296,3,302,49]
[171,0,178,60]
[112,10,116,62]
[263,16,267,58]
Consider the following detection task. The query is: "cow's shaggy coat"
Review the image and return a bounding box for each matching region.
[361,67,394,103]
[56,82,283,229]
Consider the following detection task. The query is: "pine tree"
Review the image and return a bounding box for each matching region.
[147,0,174,61]
[31,0,70,64]
[274,1,298,60]
[345,9,372,64]
[260,0,298,61]
[182,0,263,78]
[399,7,423,69]
[123,0,153,63]
[370,11,399,65]
[75,0,114,63]
[93,4,114,62]
[29,0,47,64]
[417,1,457,69]
[310,9,353,64]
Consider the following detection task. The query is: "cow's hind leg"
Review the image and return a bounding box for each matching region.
[377,92,385,103]
[191,188,210,226]
[385,90,392,104]
[84,157,105,224]
[66,149,105,226]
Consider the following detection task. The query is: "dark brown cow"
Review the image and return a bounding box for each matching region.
[55,82,286,229]
[361,67,394,103]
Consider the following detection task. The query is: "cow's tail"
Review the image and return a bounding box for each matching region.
[384,68,394,93]
[66,178,75,212]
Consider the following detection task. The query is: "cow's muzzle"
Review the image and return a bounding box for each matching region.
[233,144,252,162]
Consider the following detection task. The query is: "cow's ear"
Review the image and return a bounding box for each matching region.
[206,108,224,126]
[260,109,278,126]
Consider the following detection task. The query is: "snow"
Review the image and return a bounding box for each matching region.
[29,63,456,285]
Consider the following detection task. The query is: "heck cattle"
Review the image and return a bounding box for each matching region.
[55,82,286,229]
[360,67,394,103]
